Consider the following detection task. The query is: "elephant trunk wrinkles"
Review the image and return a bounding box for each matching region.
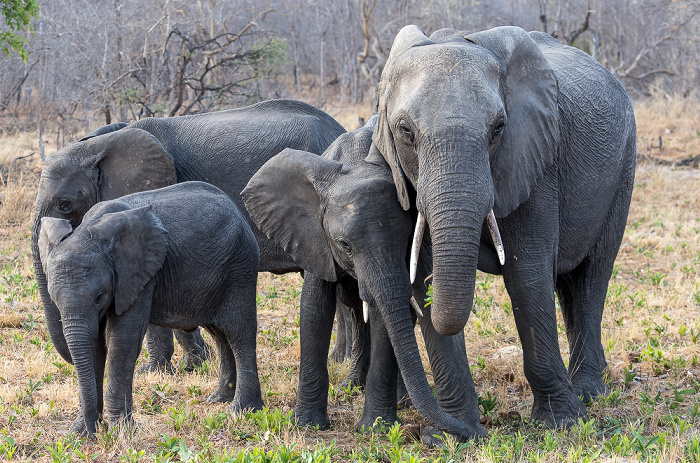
[420,145,493,336]
[378,289,482,440]
[64,320,99,433]
[32,207,73,363]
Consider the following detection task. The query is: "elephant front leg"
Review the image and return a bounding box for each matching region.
[174,328,214,372]
[137,324,175,374]
[294,274,336,429]
[103,286,153,428]
[500,192,585,428]
[357,306,399,431]
[337,283,370,390]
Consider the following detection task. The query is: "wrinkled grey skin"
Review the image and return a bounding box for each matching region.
[374,26,637,427]
[242,118,485,441]
[39,182,263,435]
[31,99,347,374]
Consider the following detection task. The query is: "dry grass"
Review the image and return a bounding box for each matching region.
[0,97,698,461]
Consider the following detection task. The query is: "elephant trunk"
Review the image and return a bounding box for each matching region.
[419,143,493,336]
[32,207,73,363]
[64,318,99,433]
[376,286,483,440]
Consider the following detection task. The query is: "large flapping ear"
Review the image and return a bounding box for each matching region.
[242,148,344,282]
[80,128,177,201]
[89,205,168,316]
[465,26,560,217]
[373,25,434,212]
[79,122,129,141]
[38,217,73,274]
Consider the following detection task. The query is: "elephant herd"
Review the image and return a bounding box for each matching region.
[32,26,636,442]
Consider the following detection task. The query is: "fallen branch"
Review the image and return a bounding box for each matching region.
[637,153,699,168]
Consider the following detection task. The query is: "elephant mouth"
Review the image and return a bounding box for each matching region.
[409,209,505,286]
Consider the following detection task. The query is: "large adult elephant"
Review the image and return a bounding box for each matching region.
[32,99,346,377]
[373,26,636,426]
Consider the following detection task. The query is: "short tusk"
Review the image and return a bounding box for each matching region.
[409,296,423,318]
[410,212,426,284]
[487,210,505,265]
[362,300,369,323]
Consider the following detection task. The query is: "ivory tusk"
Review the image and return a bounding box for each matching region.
[487,209,505,266]
[409,296,424,318]
[410,212,426,284]
[362,300,369,323]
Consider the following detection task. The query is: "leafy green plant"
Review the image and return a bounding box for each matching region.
[45,439,72,463]
[0,435,17,460]
[245,407,294,433]
[478,391,499,416]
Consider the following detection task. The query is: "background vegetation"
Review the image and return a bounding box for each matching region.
[0,0,699,461]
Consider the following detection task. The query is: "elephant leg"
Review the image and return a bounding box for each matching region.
[338,285,370,390]
[556,263,610,403]
[70,332,107,434]
[294,274,336,429]
[204,325,238,404]
[174,328,214,372]
[556,180,632,402]
[103,292,152,427]
[218,287,264,413]
[137,324,175,374]
[357,306,399,431]
[329,301,349,362]
[501,184,585,428]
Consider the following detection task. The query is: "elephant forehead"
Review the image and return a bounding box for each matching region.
[388,43,502,83]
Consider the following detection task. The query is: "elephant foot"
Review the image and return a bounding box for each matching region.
[572,374,609,404]
[206,386,236,404]
[137,359,175,375]
[229,395,264,414]
[420,423,486,447]
[293,405,331,429]
[530,390,587,428]
[68,415,89,435]
[180,343,214,372]
[357,409,400,433]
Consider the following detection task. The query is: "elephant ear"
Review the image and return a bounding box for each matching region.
[38,217,73,274]
[373,25,434,211]
[80,128,177,201]
[242,148,344,282]
[89,205,168,316]
[79,122,129,141]
[465,26,560,217]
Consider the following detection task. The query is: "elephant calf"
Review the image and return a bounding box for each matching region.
[38,181,263,434]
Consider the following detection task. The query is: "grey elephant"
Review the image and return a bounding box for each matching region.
[373,26,636,427]
[39,182,263,435]
[31,99,347,376]
[242,117,485,440]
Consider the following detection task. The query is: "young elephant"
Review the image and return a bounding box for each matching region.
[243,118,485,441]
[39,182,263,434]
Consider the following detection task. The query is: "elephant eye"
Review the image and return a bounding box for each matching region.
[58,199,72,213]
[398,120,414,142]
[489,119,505,145]
[94,292,104,305]
[337,238,352,255]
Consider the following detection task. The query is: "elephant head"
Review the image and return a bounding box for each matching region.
[38,205,168,433]
[32,128,176,362]
[374,25,559,335]
[242,146,413,311]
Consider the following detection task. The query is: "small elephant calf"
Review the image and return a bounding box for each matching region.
[39,181,263,434]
